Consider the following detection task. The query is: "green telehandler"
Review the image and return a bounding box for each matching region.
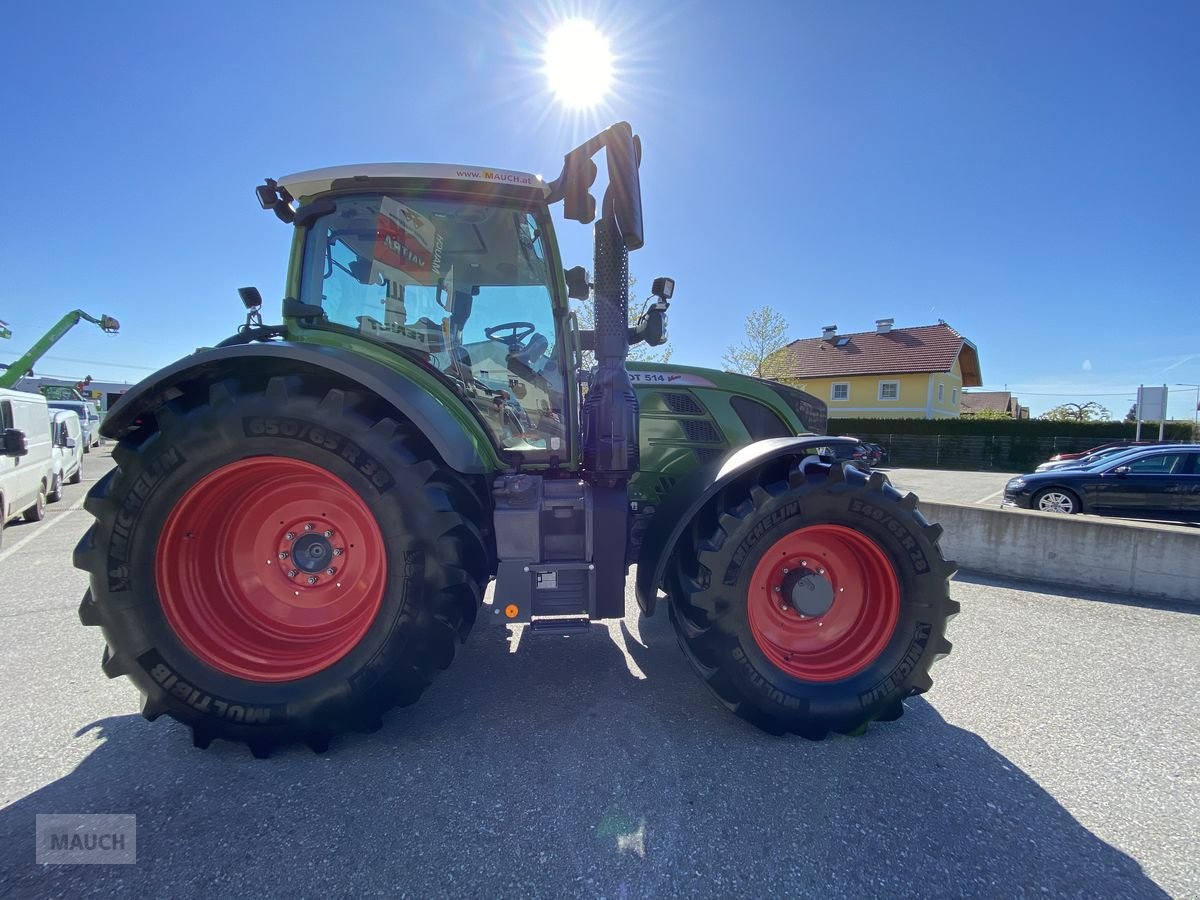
[0,310,119,389]
[75,123,957,755]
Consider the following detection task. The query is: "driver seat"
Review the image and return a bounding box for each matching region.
[506,332,549,384]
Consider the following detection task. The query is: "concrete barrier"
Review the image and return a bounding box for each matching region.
[920,501,1200,604]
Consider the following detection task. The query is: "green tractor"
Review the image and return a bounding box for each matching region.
[75,123,957,755]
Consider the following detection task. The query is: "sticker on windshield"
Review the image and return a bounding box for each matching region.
[372,198,443,286]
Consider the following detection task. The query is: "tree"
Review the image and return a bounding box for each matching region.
[1124,403,1138,424]
[723,306,790,376]
[571,275,673,370]
[965,407,1012,420]
[1039,402,1112,423]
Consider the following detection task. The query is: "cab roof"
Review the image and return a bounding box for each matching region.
[278,163,549,201]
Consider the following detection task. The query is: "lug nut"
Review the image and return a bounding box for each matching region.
[278,551,289,560]
[326,567,337,576]
[323,530,334,538]
[284,532,295,541]
[332,548,344,557]
[304,523,315,531]
[287,569,298,578]
[306,576,318,585]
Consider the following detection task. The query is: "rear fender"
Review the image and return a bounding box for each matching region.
[101,342,500,474]
[634,436,856,615]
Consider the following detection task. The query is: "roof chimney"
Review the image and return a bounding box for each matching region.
[821,324,838,341]
[875,318,894,334]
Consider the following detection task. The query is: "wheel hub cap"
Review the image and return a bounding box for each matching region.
[781,566,836,618]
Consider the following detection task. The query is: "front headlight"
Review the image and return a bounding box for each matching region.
[1006,478,1026,491]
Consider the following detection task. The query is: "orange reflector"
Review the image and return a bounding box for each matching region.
[504,604,519,619]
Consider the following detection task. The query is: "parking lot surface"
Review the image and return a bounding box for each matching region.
[0,450,1196,898]
[883,467,1014,507]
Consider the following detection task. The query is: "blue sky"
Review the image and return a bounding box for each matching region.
[1,1,1196,419]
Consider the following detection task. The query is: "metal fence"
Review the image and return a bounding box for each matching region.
[855,433,1124,473]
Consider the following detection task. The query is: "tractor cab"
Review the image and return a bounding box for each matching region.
[274,167,572,457]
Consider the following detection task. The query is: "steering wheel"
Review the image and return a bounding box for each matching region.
[484,321,536,352]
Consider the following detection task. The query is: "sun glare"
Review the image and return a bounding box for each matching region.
[543,19,613,109]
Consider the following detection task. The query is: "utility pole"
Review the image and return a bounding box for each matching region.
[1177,383,1200,439]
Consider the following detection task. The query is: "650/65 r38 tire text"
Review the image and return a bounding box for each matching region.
[74,375,490,757]
[669,459,959,738]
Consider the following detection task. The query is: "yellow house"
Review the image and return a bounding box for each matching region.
[762,320,982,420]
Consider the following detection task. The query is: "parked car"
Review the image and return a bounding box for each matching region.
[1004,444,1200,522]
[48,409,84,501]
[861,442,888,467]
[1034,444,1144,472]
[0,388,54,543]
[825,438,874,472]
[46,400,100,451]
[1045,440,1165,464]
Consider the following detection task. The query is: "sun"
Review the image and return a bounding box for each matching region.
[543,19,613,109]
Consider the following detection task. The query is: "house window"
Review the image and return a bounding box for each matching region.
[938,383,945,403]
[878,381,899,401]
[831,383,849,402]
[951,388,958,405]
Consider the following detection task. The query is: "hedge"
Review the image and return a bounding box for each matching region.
[828,418,1195,472]
[829,417,1194,440]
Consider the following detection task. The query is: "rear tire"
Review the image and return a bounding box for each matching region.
[669,460,958,738]
[24,483,47,522]
[74,375,490,756]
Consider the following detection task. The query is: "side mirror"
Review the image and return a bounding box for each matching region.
[1112,465,1131,476]
[603,122,643,251]
[65,437,77,449]
[3,428,29,457]
[565,266,591,300]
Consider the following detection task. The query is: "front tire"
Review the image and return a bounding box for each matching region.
[48,473,63,503]
[67,461,83,485]
[1033,488,1079,514]
[75,375,490,756]
[669,460,958,738]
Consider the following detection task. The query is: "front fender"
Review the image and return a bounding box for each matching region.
[634,436,856,615]
[101,342,501,474]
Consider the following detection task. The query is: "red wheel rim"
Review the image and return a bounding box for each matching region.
[156,458,386,682]
[746,524,899,682]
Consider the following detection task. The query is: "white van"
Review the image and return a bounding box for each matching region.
[47,399,101,451]
[1,388,54,544]
[49,409,84,501]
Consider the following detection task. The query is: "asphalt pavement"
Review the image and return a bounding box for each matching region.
[0,451,1196,898]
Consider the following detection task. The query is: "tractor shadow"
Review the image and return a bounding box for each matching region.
[0,602,1168,898]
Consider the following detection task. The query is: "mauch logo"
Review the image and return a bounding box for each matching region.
[36,814,136,865]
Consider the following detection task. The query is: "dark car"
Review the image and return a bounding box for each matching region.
[1004,445,1200,522]
[825,439,874,472]
[862,442,888,467]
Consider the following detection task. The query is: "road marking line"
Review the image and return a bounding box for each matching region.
[0,491,89,564]
[974,489,1005,505]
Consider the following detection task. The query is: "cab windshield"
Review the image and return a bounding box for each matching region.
[298,193,568,456]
